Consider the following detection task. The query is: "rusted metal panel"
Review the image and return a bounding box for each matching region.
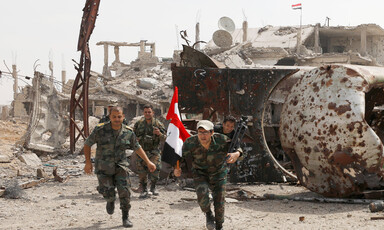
[70,0,100,153]
[280,64,384,197]
[172,63,300,182]
[180,45,225,68]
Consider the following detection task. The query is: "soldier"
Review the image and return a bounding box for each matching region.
[84,106,156,228]
[133,104,166,198]
[99,103,128,125]
[214,115,236,139]
[174,120,242,230]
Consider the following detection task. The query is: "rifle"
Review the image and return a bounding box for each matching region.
[228,116,248,154]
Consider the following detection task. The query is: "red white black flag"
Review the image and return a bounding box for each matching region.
[161,87,190,166]
[292,3,302,10]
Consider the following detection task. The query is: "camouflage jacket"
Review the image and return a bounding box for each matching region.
[133,118,166,151]
[181,133,242,177]
[99,115,128,125]
[84,122,141,175]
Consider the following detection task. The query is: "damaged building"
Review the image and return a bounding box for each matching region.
[204,23,384,68]
[7,19,384,198]
[16,39,174,154]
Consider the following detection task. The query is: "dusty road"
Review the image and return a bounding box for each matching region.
[1,166,384,230]
[1,119,384,229]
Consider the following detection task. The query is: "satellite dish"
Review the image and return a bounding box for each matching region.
[218,16,235,33]
[212,30,233,48]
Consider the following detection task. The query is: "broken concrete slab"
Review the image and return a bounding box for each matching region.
[0,154,11,163]
[136,78,158,89]
[18,153,42,167]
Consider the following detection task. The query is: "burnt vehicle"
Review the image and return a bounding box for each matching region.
[172,45,384,198]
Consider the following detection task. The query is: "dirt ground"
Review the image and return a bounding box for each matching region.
[1,119,384,230]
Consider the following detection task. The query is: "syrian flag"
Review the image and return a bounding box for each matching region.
[162,87,190,166]
[292,3,302,10]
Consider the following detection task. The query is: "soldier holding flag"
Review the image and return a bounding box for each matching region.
[174,120,242,230]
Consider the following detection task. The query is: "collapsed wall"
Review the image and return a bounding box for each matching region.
[23,72,68,153]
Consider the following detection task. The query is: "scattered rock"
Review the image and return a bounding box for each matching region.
[137,78,158,89]
[36,168,47,179]
[225,198,239,203]
[0,155,10,163]
[18,153,42,167]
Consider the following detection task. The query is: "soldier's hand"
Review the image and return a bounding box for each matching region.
[153,127,161,136]
[174,168,182,177]
[84,162,93,174]
[147,161,156,172]
[226,151,240,164]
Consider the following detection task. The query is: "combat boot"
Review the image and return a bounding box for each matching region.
[139,184,148,199]
[122,210,133,228]
[205,211,215,230]
[150,183,159,196]
[216,223,223,230]
[106,201,115,215]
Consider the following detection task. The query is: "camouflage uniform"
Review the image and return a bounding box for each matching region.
[133,118,166,189]
[181,133,242,226]
[84,121,140,212]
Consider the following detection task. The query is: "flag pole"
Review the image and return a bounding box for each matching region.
[176,160,180,169]
[300,6,302,29]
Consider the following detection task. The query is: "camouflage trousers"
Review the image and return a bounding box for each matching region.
[136,150,161,187]
[194,173,227,225]
[96,166,131,211]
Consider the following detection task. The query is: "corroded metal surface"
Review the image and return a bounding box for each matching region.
[70,0,100,153]
[180,45,225,68]
[279,65,384,197]
[172,63,300,182]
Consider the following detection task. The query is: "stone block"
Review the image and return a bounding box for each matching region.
[18,153,42,167]
[136,78,158,89]
[0,154,10,163]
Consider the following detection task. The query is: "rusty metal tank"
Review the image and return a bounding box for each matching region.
[279,64,384,197]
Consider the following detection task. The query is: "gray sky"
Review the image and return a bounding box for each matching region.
[1,0,384,105]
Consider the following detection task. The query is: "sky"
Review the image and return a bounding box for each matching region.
[1,0,384,105]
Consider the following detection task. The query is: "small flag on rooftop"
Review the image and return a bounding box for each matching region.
[292,3,302,10]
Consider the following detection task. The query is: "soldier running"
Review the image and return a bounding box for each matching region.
[84,106,156,228]
[133,104,166,198]
[174,120,243,230]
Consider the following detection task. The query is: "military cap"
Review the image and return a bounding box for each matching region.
[196,120,214,131]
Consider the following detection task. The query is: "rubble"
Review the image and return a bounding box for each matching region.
[0,155,10,163]
[204,23,384,68]
[18,153,42,167]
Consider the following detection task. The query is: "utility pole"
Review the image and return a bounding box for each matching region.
[12,64,17,100]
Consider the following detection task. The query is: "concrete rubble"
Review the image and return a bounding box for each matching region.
[18,153,42,167]
[204,23,384,68]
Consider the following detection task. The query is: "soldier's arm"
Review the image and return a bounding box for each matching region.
[130,131,156,172]
[83,127,98,174]
[133,121,139,135]
[174,138,191,177]
[225,134,243,163]
[83,144,93,174]
[155,121,167,141]
[136,148,156,172]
